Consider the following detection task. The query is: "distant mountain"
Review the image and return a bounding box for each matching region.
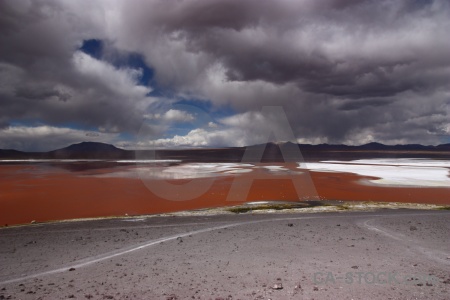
[358,142,390,150]
[0,149,27,159]
[297,142,444,152]
[55,142,121,153]
[47,142,131,159]
[435,143,450,151]
[0,141,449,161]
[244,141,450,161]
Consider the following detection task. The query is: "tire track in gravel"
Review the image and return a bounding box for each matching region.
[360,218,450,265]
[0,211,447,285]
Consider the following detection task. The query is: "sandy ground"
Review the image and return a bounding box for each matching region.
[0,209,449,299]
[1,162,449,226]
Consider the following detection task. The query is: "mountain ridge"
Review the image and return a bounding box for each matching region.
[0,141,449,161]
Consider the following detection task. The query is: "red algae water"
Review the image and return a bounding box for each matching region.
[0,162,449,225]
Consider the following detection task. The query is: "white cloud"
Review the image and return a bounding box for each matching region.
[150,128,210,147]
[0,125,119,151]
[144,109,195,123]
[164,109,194,122]
[72,51,151,98]
[130,126,241,149]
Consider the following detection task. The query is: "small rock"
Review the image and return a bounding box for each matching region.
[313,286,319,291]
[351,266,358,269]
[68,268,76,271]
[287,223,293,227]
[271,283,283,290]
[410,226,417,231]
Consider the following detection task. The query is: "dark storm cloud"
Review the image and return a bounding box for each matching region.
[152,0,449,98]
[338,98,394,111]
[126,0,449,144]
[0,0,449,150]
[15,84,71,102]
[0,0,155,140]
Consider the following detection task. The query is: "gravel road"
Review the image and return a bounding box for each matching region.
[1,209,449,299]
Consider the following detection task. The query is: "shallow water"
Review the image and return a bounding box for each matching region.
[0,158,449,225]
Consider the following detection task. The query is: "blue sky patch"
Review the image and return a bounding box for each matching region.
[80,39,152,85]
[79,39,103,60]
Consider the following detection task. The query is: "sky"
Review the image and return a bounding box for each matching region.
[0,0,449,151]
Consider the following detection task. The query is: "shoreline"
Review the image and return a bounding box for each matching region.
[1,160,449,226]
[2,200,448,229]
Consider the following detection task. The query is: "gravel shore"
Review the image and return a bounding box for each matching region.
[1,209,449,299]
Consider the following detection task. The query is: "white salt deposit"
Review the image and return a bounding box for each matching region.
[116,160,182,163]
[259,165,288,171]
[323,158,450,168]
[0,159,102,162]
[95,163,256,179]
[303,159,450,187]
[138,163,255,179]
